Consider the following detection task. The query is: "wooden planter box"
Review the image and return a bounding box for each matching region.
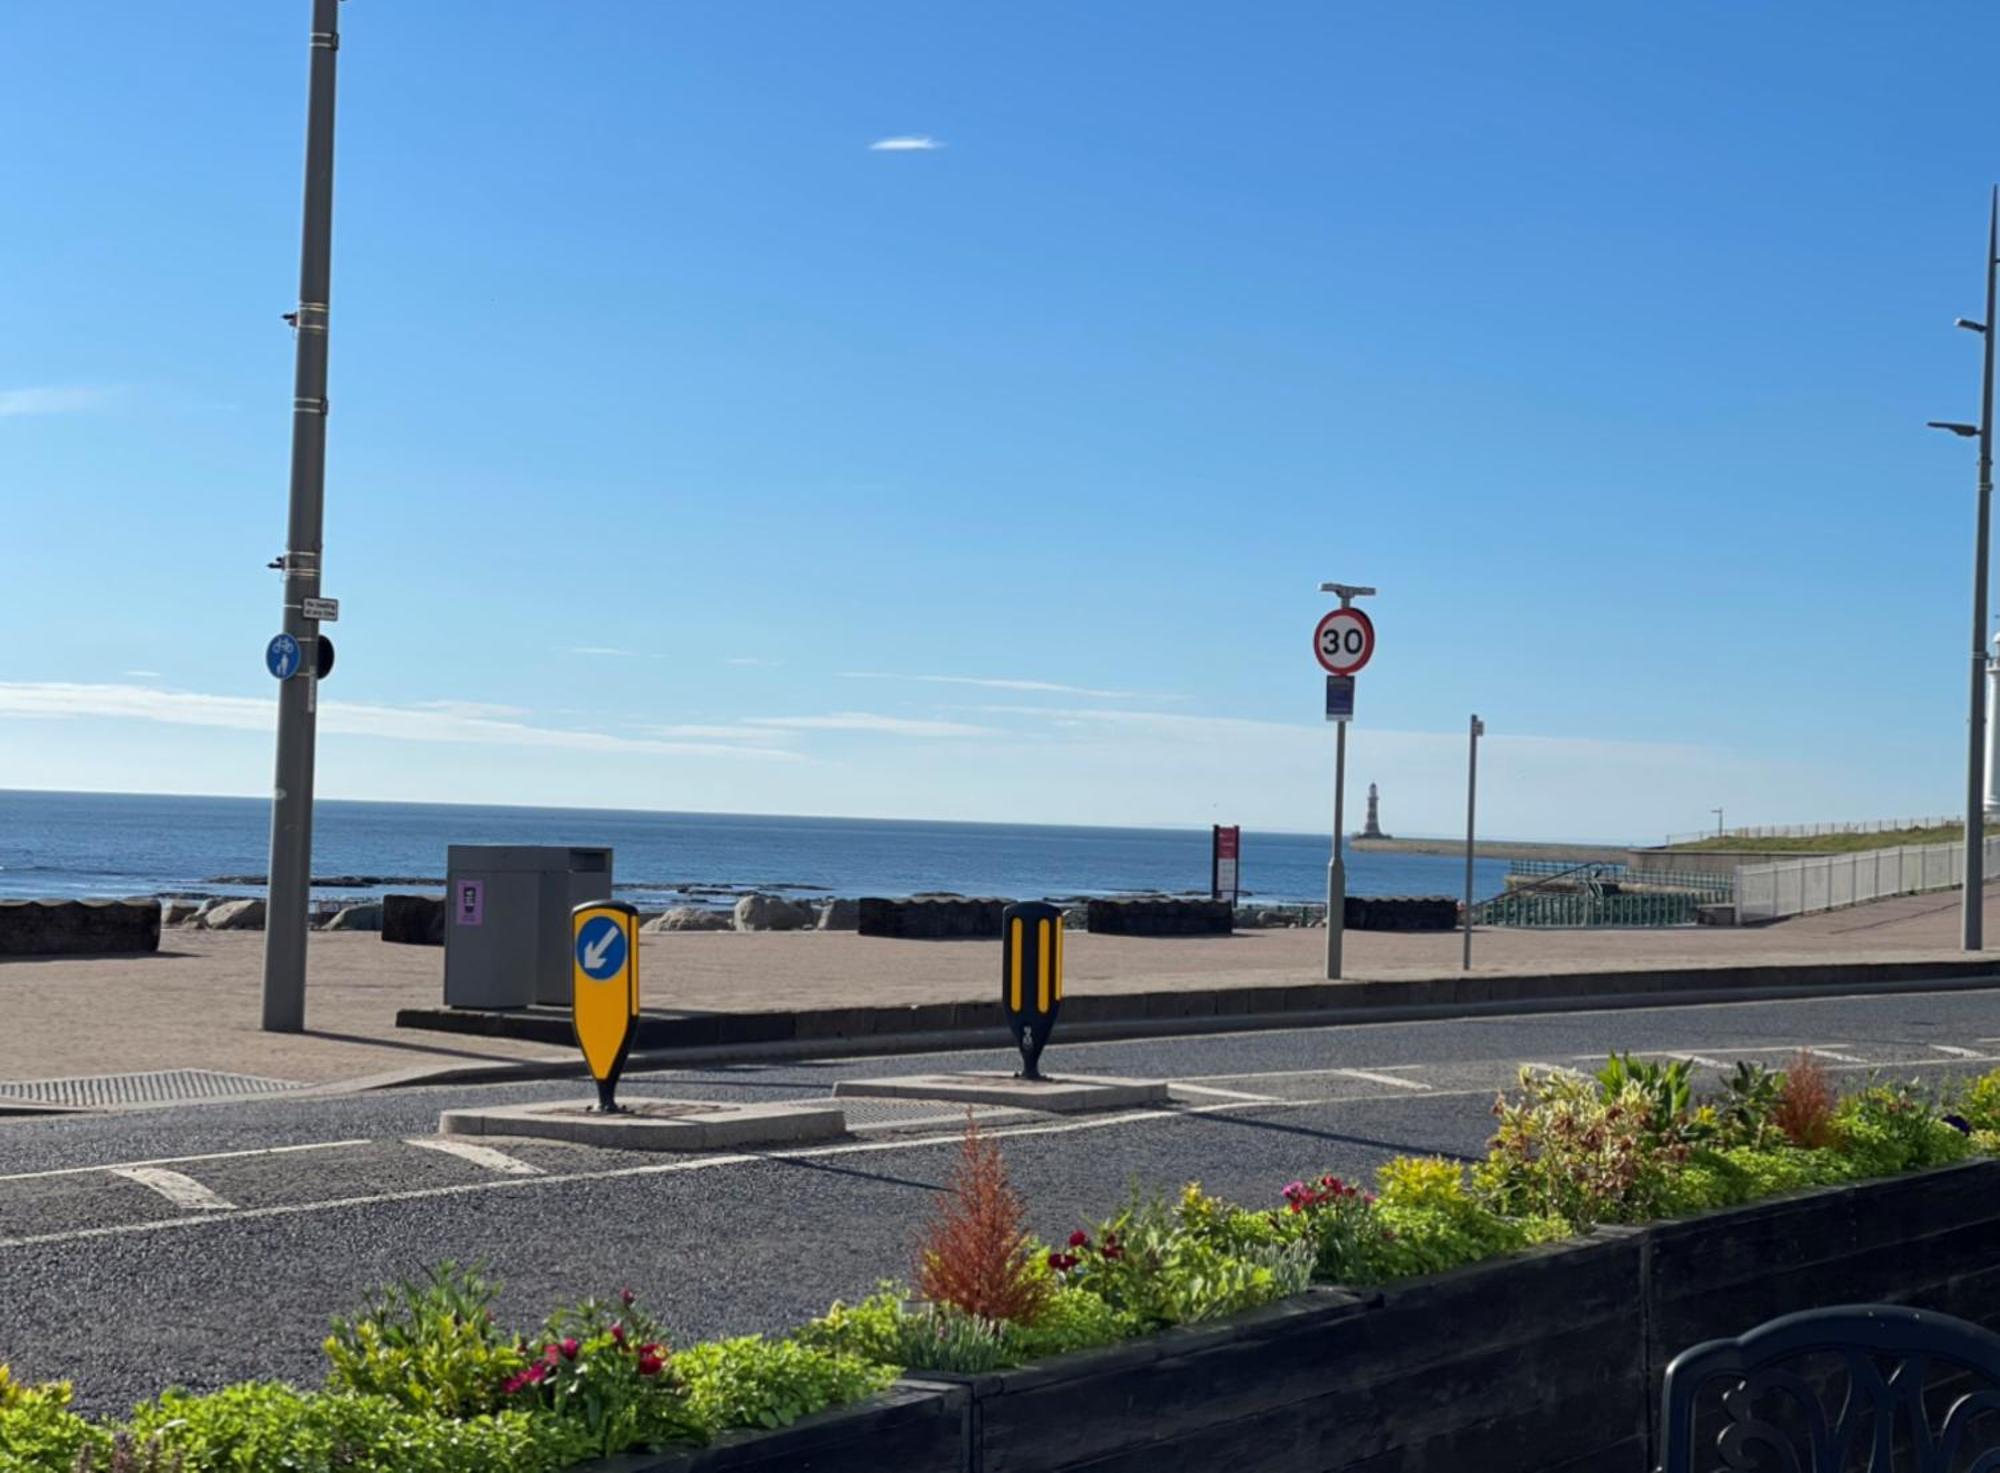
[589,1158,2000,1473]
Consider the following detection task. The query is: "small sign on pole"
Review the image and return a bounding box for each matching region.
[1211,825,1241,904]
[301,596,339,622]
[1324,676,1356,723]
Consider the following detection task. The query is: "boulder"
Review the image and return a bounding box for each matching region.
[857,896,1009,940]
[644,906,733,933]
[382,893,446,946]
[160,899,203,927]
[816,897,860,932]
[200,898,266,931]
[1086,897,1233,937]
[0,899,161,957]
[733,894,815,932]
[323,902,383,932]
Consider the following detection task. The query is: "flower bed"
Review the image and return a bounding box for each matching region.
[5,1055,2000,1472]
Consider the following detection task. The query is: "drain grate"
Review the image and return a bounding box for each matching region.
[0,1069,303,1109]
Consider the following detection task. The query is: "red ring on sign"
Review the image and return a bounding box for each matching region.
[1313,607,1375,676]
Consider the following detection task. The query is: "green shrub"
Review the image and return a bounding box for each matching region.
[792,1287,906,1367]
[120,1385,580,1473]
[0,1367,103,1473]
[1048,1190,1312,1332]
[673,1337,894,1437]
[1835,1083,1972,1177]
[1478,1069,1691,1227]
[1003,1285,1136,1362]
[506,1290,700,1458]
[1958,1069,2000,1133]
[1368,1156,1552,1279]
[1714,1061,1785,1149]
[324,1263,526,1419]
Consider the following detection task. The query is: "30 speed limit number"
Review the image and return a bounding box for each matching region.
[1314,607,1375,676]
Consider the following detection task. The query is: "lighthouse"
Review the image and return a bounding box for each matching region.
[1360,783,1389,839]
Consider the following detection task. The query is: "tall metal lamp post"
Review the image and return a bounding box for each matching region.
[262,0,343,1030]
[1927,186,1998,955]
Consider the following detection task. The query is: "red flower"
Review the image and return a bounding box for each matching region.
[636,1343,666,1377]
[610,1323,627,1346]
[620,1288,637,1308]
[542,1343,561,1364]
[1067,1230,1090,1249]
[1046,1250,1079,1273]
[559,1338,580,1361]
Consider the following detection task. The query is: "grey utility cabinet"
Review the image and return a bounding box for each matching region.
[443,845,613,1009]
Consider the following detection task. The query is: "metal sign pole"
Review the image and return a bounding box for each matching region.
[1328,721,1346,979]
[1968,190,1998,953]
[261,0,342,1033]
[1463,715,1483,971]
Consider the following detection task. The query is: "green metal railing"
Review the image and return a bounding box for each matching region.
[1504,859,1732,899]
[1474,890,1704,928]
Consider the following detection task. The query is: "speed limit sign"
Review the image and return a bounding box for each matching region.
[1314,607,1375,676]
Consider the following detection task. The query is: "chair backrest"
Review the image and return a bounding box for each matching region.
[1659,1304,2000,1472]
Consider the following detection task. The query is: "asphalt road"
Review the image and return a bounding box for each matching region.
[5,986,2000,1413]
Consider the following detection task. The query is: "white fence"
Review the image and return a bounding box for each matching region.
[1664,817,1958,847]
[1736,837,2000,922]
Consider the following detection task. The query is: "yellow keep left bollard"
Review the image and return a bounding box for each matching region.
[571,900,639,1112]
[1001,901,1063,1079]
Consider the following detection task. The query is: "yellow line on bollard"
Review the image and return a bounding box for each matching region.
[1037,919,1051,1013]
[1010,918,1024,1012]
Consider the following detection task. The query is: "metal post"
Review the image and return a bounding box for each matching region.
[1969,190,1997,954]
[261,0,342,1032]
[1462,715,1482,970]
[1327,722,1346,979]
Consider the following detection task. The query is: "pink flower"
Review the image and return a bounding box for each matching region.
[542,1343,561,1364]
[559,1338,580,1361]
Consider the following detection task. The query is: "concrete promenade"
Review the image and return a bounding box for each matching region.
[0,886,1995,1089]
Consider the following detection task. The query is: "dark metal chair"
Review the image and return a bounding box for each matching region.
[1659,1304,2000,1472]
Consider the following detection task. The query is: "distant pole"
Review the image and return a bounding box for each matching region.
[1462,714,1483,971]
[261,0,342,1032]
[1712,807,1723,839]
[1971,191,1997,954]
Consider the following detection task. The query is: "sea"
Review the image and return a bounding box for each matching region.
[0,789,1515,909]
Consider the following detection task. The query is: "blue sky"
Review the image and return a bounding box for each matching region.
[1,1,1995,841]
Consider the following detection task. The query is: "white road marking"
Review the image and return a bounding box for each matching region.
[1174,1065,1425,1084]
[1804,1048,1865,1064]
[107,1166,235,1213]
[0,1139,371,1186]
[405,1138,543,1176]
[1931,1044,1990,1060]
[1329,1068,1431,1092]
[1170,1082,1281,1102]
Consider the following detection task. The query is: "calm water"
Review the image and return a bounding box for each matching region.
[0,789,1512,907]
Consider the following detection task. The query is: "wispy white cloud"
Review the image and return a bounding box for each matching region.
[838,671,1155,700]
[122,670,162,679]
[568,645,648,659]
[0,385,111,418]
[639,723,790,743]
[745,712,993,738]
[868,136,944,152]
[0,683,800,762]
[412,699,532,720]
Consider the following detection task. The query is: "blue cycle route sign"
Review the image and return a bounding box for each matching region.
[266,633,303,680]
[575,914,628,982]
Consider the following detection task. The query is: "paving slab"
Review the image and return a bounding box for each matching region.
[833,1071,1170,1113]
[437,1097,847,1150]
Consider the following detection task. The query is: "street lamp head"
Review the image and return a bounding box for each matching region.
[1929,421,1981,438]
[1958,318,1990,334]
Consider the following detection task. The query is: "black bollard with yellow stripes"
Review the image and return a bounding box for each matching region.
[1001,901,1064,1080]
